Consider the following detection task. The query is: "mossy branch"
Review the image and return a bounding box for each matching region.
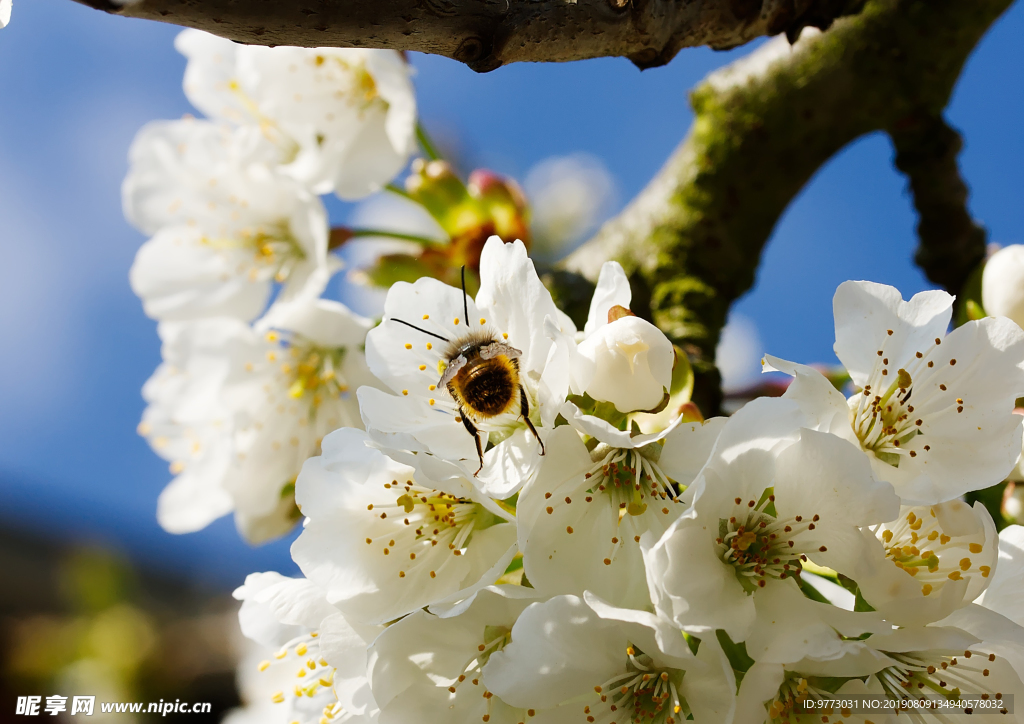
[892,115,988,297]
[562,0,1012,415]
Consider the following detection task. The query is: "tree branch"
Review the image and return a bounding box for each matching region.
[891,115,987,297]
[73,0,863,72]
[563,0,1012,414]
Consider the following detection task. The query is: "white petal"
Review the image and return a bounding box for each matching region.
[643,507,756,641]
[483,595,627,710]
[658,416,728,487]
[130,226,271,322]
[518,427,653,609]
[745,581,888,664]
[258,297,372,348]
[978,525,1024,626]
[761,354,854,441]
[584,261,631,336]
[833,281,953,388]
[773,428,900,528]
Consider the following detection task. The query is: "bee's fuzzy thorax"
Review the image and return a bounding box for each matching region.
[443,328,501,361]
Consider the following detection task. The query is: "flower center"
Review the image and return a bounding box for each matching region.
[875,649,1010,714]
[587,646,686,724]
[877,507,990,597]
[266,332,350,416]
[587,446,681,519]
[717,492,825,592]
[259,631,342,718]
[573,446,684,567]
[765,675,835,724]
[849,336,966,468]
[201,226,307,283]
[363,479,504,576]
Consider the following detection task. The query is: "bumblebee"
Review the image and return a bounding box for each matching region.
[389,269,545,475]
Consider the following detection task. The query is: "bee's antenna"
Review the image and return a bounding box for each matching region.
[461,266,470,328]
[389,317,450,342]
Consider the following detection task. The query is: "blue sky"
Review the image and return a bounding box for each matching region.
[0,0,1021,588]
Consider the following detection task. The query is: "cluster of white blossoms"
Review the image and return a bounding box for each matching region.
[122,28,1024,723]
[127,30,416,541]
[227,235,1024,724]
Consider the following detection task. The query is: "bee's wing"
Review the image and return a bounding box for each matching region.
[439,354,467,389]
[479,342,522,361]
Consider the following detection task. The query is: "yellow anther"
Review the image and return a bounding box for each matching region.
[297,669,307,678]
[169,461,185,474]
[948,571,962,581]
[426,342,433,350]
[429,399,435,406]
[266,331,279,343]
[258,660,271,672]
[922,584,933,596]
[980,565,991,577]
[422,314,429,320]
[402,389,409,396]
[927,530,939,541]
[882,530,894,543]
[404,343,412,350]
[480,318,486,325]
[454,318,460,325]
[969,543,983,554]
[940,534,951,545]
[419,364,427,371]
[960,558,972,571]
[275,649,288,660]
[272,692,285,704]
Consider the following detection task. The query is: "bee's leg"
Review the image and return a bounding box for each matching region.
[460,409,485,476]
[519,385,545,456]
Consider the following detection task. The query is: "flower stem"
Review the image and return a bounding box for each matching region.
[416,123,442,161]
[347,227,445,246]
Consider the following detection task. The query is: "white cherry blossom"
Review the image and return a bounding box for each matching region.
[361,237,576,496]
[573,262,674,413]
[291,428,518,625]
[644,397,899,663]
[484,593,737,724]
[516,407,725,609]
[737,662,895,724]
[764,280,1024,504]
[232,571,380,724]
[0,0,10,28]
[175,30,417,198]
[865,617,1024,719]
[368,586,543,724]
[853,499,998,626]
[983,244,1024,328]
[142,299,372,542]
[124,119,334,322]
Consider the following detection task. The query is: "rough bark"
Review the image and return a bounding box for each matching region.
[73,0,863,72]
[562,0,1010,415]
